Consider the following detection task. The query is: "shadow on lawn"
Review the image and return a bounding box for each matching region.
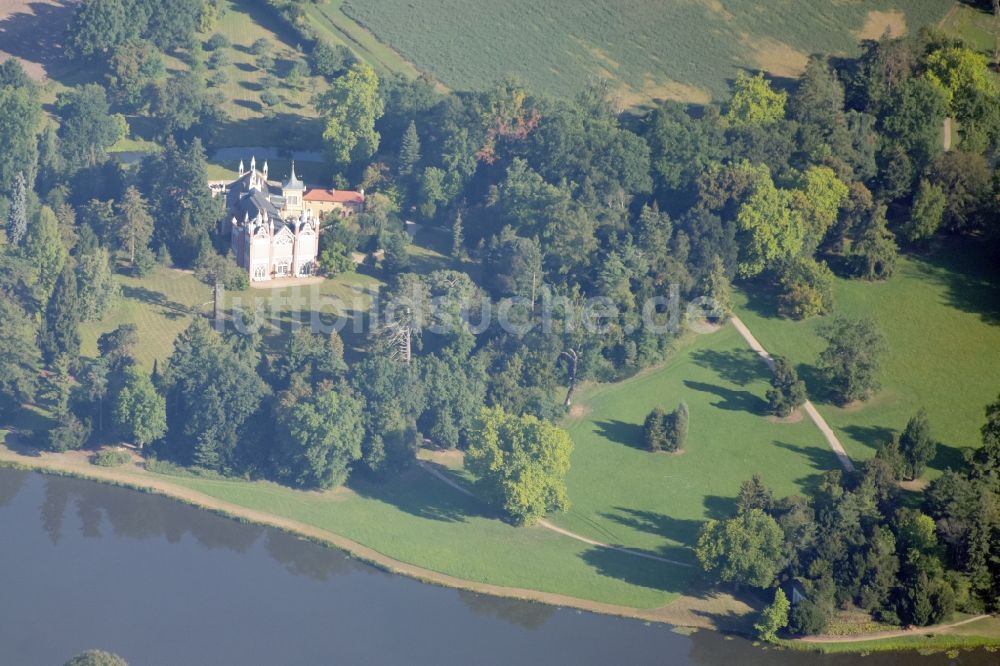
[772,441,842,488]
[841,424,896,452]
[122,285,195,318]
[683,380,767,415]
[581,545,693,593]
[349,467,493,524]
[912,238,1000,326]
[593,420,645,450]
[690,349,767,387]
[600,507,704,550]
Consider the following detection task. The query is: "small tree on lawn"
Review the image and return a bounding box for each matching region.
[817,316,887,405]
[755,588,790,643]
[766,356,807,417]
[668,401,689,451]
[643,407,669,451]
[898,408,937,480]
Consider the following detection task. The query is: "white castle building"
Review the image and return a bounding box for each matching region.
[212,157,366,282]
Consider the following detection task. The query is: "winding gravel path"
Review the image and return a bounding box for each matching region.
[729,316,855,472]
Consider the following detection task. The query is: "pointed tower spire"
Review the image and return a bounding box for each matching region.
[263,160,269,180]
[238,159,245,177]
[250,155,256,173]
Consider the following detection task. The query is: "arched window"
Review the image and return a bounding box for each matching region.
[277,261,290,277]
[252,265,267,280]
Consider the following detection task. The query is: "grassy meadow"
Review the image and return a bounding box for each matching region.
[734,239,1000,476]
[340,0,950,103]
[552,325,838,557]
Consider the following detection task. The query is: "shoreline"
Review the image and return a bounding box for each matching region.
[1,445,996,655]
[0,445,735,630]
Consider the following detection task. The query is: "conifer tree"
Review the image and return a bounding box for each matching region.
[643,407,668,451]
[116,186,154,265]
[6,171,27,246]
[766,356,807,417]
[398,120,421,176]
[898,408,936,480]
[41,263,81,362]
[451,210,465,259]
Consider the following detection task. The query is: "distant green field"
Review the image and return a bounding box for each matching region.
[299,0,426,82]
[734,239,1000,475]
[340,0,951,102]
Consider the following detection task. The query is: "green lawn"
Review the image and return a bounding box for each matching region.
[940,3,1000,54]
[734,239,1000,475]
[148,461,681,609]
[79,265,384,368]
[339,0,951,102]
[552,325,839,559]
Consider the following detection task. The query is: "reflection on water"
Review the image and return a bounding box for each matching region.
[0,469,993,666]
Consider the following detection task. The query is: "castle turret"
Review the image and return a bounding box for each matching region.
[282,161,306,217]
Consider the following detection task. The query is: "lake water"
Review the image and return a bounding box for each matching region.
[0,469,992,665]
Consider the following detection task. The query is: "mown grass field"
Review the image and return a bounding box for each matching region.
[552,325,838,557]
[734,239,1000,476]
[340,0,951,103]
[79,264,384,369]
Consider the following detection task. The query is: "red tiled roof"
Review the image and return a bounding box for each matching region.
[304,188,365,204]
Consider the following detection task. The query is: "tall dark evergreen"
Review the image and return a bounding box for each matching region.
[6,171,28,246]
[398,120,421,176]
[141,136,220,266]
[40,263,81,362]
[898,409,936,480]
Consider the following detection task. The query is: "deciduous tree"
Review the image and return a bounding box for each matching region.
[465,406,573,525]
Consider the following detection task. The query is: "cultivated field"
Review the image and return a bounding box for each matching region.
[734,239,1000,476]
[339,0,951,103]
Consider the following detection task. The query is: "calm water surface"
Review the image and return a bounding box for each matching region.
[0,469,992,665]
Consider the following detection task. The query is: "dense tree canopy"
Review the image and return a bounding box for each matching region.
[465,407,573,525]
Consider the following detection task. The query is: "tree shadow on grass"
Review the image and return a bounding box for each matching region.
[122,285,194,318]
[772,441,843,489]
[841,424,896,453]
[912,238,1000,326]
[703,495,737,520]
[795,362,835,405]
[349,467,494,524]
[683,380,768,415]
[737,278,783,320]
[580,545,694,593]
[593,419,645,450]
[930,442,971,473]
[599,507,704,549]
[691,348,769,387]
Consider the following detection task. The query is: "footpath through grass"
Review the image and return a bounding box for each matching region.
[553,324,839,562]
[734,239,1000,476]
